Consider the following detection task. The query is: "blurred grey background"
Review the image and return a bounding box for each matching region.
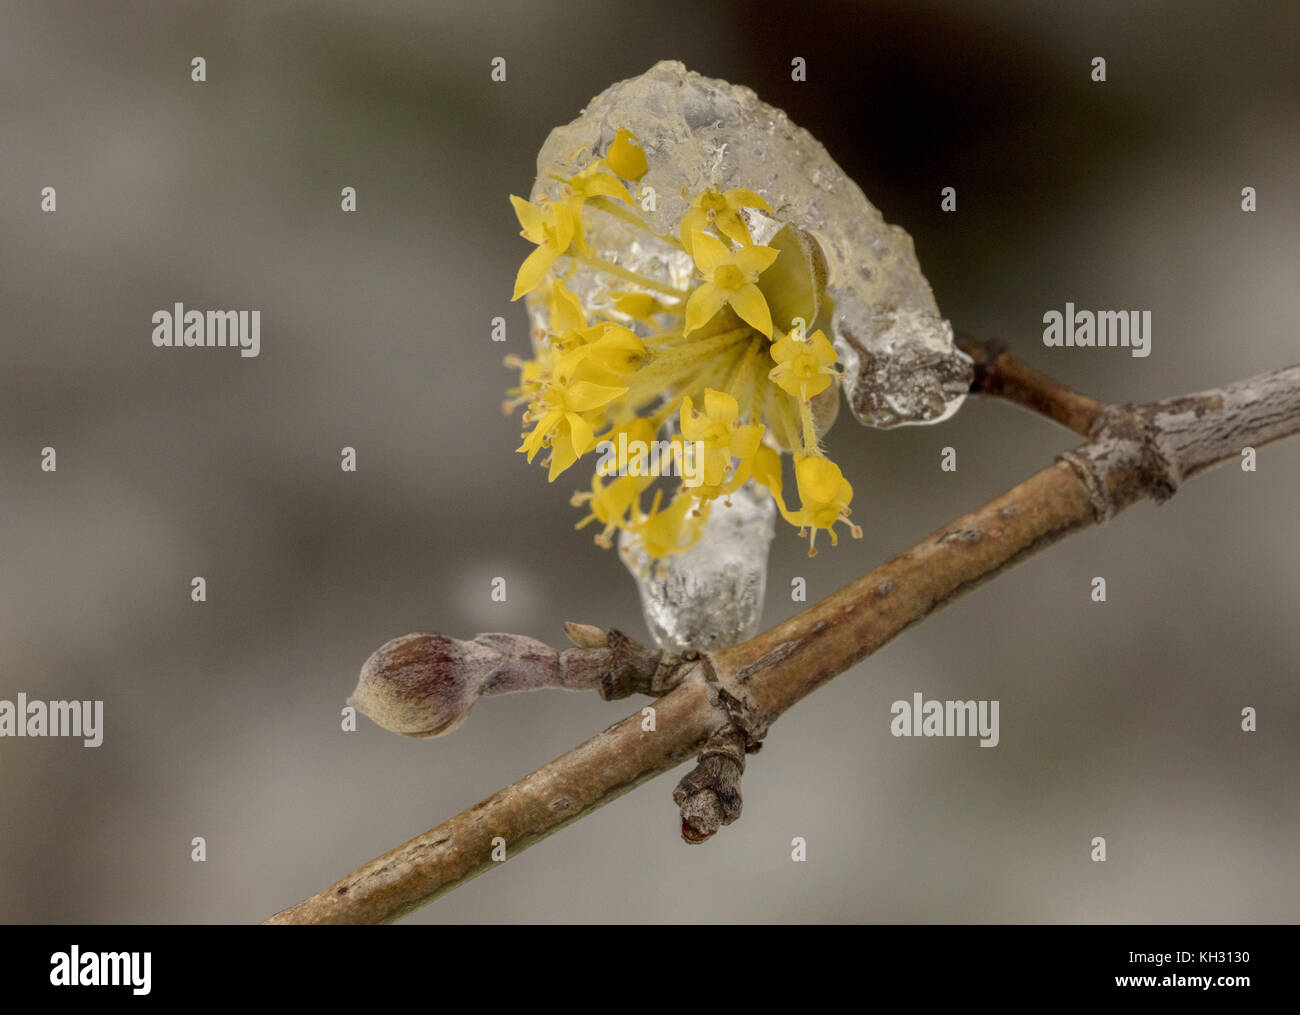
[1,0,1297,923]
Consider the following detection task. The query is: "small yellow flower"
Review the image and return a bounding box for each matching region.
[501,352,547,415]
[551,164,634,256]
[556,163,633,206]
[556,326,646,387]
[768,328,839,399]
[545,279,588,335]
[680,389,765,493]
[573,472,646,548]
[605,128,648,180]
[630,490,708,560]
[545,282,647,383]
[517,372,626,481]
[594,417,659,477]
[684,231,779,337]
[511,196,577,301]
[680,187,771,253]
[776,455,861,556]
[571,418,658,546]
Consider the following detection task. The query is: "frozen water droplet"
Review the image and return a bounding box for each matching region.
[837,309,974,428]
[618,482,776,652]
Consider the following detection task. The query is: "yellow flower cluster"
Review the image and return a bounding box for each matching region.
[505,129,862,558]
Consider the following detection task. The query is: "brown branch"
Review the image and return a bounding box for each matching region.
[956,333,1105,436]
[265,360,1300,924]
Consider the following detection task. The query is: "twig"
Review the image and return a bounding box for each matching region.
[265,359,1300,924]
[956,333,1104,436]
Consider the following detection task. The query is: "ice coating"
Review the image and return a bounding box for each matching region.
[526,59,972,428]
[618,481,775,652]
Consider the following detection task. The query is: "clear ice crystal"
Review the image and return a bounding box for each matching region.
[618,481,775,652]
[526,59,972,429]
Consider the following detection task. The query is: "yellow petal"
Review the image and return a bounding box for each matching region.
[517,430,542,457]
[584,335,644,379]
[518,408,563,461]
[702,451,730,488]
[730,423,764,458]
[703,388,738,424]
[513,245,559,300]
[569,207,590,257]
[510,195,545,240]
[735,243,780,278]
[547,439,579,482]
[724,187,771,213]
[728,284,773,338]
[690,230,730,276]
[803,372,833,398]
[613,292,660,320]
[565,380,626,411]
[769,366,800,397]
[681,397,712,441]
[583,171,633,204]
[548,280,587,332]
[769,364,802,399]
[679,209,706,254]
[552,346,590,385]
[809,330,837,366]
[679,396,704,440]
[606,128,648,180]
[566,412,595,456]
[684,283,726,335]
[715,210,754,248]
[591,325,646,359]
[551,203,576,252]
[769,332,798,364]
[796,455,844,505]
[722,455,754,495]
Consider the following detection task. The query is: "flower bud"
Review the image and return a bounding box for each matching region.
[348,633,490,738]
[348,627,673,738]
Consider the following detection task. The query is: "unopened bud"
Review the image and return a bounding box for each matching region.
[348,633,492,738]
[348,627,676,738]
[563,621,608,649]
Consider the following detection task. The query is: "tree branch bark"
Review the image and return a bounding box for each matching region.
[265,360,1300,925]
